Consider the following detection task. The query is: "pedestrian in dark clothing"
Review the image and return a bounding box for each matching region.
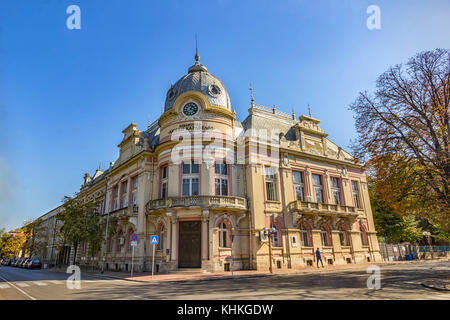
[316,248,324,268]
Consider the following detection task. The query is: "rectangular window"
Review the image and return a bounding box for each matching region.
[161,166,168,198]
[120,181,128,208]
[352,181,361,208]
[312,174,323,203]
[215,163,228,175]
[112,186,119,211]
[265,167,277,201]
[183,162,199,174]
[182,178,199,196]
[131,176,138,206]
[293,171,305,201]
[182,162,199,196]
[215,162,228,196]
[161,182,167,198]
[330,177,341,205]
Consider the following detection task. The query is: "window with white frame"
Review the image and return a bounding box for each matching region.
[330,177,341,205]
[219,222,230,248]
[351,181,361,208]
[293,171,305,201]
[182,161,199,196]
[161,166,168,198]
[131,176,138,206]
[215,163,228,196]
[320,226,329,246]
[120,181,128,208]
[299,224,310,247]
[265,166,277,201]
[112,186,119,211]
[312,174,324,203]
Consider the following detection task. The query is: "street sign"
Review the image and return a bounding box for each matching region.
[131,241,137,247]
[131,233,138,241]
[150,235,159,245]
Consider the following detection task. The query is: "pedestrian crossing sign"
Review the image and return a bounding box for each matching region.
[150,235,159,245]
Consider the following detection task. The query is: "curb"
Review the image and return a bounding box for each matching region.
[94,273,269,284]
[421,280,450,292]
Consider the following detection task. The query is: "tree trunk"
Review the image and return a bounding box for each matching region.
[72,242,78,266]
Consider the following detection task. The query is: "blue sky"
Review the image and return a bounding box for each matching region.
[0,0,449,231]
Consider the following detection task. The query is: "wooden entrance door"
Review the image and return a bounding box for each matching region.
[178,221,201,268]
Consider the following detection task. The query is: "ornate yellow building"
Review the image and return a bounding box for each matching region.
[35,53,382,272]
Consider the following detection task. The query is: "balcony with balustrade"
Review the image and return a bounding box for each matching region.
[287,200,359,219]
[106,205,139,219]
[146,195,247,213]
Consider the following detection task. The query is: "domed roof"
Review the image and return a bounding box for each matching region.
[164,53,231,112]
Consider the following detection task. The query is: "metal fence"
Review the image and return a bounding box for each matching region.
[378,243,450,261]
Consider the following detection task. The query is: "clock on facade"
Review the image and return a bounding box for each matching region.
[183,102,199,116]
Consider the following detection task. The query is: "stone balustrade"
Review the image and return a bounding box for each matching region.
[146,195,247,212]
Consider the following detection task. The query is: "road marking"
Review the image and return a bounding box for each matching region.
[49,280,63,285]
[0,275,36,300]
[16,282,30,287]
[0,284,11,289]
[33,281,48,286]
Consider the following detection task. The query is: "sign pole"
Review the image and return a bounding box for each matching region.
[131,245,134,279]
[231,234,234,277]
[152,243,155,280]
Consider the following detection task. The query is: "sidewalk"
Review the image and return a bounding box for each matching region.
[91,259,447,284]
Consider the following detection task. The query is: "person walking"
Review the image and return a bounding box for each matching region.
[316,248,324,268]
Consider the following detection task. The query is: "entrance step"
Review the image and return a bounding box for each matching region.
[170,268,210,274]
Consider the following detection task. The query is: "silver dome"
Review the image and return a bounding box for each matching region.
[164,61,231,112]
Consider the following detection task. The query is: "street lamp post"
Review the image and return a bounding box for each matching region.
[263,227,277,274]
[101,211,110,274]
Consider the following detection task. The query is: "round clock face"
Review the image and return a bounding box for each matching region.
[183,102,199,116]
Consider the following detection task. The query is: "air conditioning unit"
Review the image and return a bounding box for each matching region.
[259,230,269,243]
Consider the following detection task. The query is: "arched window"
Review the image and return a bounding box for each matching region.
[219,221,230,248]
[320,226,330,247]
[360,224,369,246]
[338,225,349,246]
[299,224,310,247]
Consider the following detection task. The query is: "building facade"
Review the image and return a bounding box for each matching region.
[34,53,382,272]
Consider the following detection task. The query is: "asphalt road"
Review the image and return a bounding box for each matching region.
[0,260,449,300]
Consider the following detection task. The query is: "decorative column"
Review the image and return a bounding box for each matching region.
[169,212,177,262]
[202,209,210,261]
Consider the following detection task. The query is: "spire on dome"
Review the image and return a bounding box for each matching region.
[188,33,207,73]
[195,33,200,62]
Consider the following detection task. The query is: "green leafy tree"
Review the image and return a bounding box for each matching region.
[350,49,449,235]
[56,195,105,265]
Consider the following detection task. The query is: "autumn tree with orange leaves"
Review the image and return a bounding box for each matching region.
[350,49,449,236]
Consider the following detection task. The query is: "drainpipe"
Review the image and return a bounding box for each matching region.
[245,165,253,270]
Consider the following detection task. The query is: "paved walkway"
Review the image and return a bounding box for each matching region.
[92,259,448,283]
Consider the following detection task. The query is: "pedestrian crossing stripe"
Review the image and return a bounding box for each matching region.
[49,280,63,284]
[0,284,10,289]
[33,281,47,286]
